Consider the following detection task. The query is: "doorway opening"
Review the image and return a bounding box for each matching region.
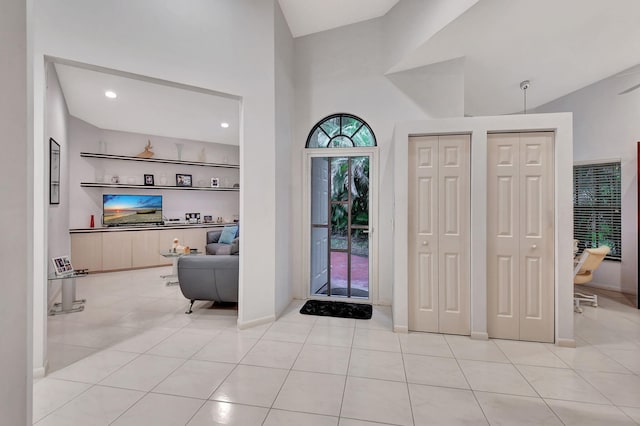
[304,113,377,301]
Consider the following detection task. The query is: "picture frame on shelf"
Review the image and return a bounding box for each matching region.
[176,173,192,187]
[50,138,60,204]
[52,255,74,276]
[144,174,154,186]
[210,177,219,188]
[203,215,213,223]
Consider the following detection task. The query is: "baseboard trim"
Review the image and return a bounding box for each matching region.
[393,325,408,333]
[33,364,46,379]
[556,338,576,348]
[470,332,489,340]
[237,315,275,330]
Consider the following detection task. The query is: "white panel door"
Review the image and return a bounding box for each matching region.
[409,136,439,332]
[487,132,554,343]
[438,135,470,335]
[409,135,470,334]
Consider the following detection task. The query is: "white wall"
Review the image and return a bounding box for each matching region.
[46,62,70,309]
[292,17,462,304]
[33,0,279,371]
[0,0,32,422]
[534,66,640,295]
[274,2,295,316]
[68,117,240,229]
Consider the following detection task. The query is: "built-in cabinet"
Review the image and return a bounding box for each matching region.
[408,135,471,335]
[71,225,227,272]
[486,132,555,343]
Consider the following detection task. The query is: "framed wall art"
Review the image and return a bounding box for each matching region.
[50,138,60,204]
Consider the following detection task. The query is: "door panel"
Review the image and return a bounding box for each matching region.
[488,132,554,343]
[438,135,470,335]
[409,135,470,334]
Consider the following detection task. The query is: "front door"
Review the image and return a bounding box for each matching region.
[310,155,371,299]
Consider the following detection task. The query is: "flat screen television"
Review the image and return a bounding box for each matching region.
[103,194,163,226]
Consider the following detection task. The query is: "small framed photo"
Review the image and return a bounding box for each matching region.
[52,255,74,276]
[144,174,155,186]
[176,174,192,187]
[210,177,220,188]
[203,215,213,223]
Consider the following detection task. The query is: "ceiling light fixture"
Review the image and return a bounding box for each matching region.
[520,80,530,114]
[220,122,229,128]
[105,90,117,99]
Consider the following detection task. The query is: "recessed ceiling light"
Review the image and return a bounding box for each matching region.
[220,122,229,128]
[105,91,117,99]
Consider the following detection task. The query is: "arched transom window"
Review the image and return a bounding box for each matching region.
[306,113,377,148]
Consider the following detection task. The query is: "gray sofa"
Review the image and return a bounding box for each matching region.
[177,255,239,314]
[206,229,239,255]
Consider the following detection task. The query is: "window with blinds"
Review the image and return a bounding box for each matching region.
[573,161,621,260]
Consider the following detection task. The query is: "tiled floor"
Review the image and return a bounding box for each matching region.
[36,270,640,425]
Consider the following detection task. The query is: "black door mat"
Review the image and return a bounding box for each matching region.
[300,300,372,320]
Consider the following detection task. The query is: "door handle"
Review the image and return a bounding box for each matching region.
[422,241,429,246]
[531,244,537,249]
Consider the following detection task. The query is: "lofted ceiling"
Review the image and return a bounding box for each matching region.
[278,0,399,38]
[54,63,240,145]
[281,0,640,116]
[55,1,640,140]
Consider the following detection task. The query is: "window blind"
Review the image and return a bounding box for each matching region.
[573,162,621,260]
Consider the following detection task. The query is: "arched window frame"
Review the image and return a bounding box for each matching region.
[305,113,377,148]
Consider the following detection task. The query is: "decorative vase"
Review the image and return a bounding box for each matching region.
[175,143,184,161]
[90,215,95,228]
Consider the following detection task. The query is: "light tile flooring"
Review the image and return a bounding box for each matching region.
[36,269,640,425]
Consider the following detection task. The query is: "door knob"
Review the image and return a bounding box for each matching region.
[422,241,429,246]
[531,244,537,249]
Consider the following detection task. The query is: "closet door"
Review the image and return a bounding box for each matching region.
[487,132,554,343]
[409,136,439,332]
[409,135,470,334]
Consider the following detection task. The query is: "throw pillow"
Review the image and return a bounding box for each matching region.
[230,238,239,255]
[218,225,238,244]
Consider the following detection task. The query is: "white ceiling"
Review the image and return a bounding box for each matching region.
[55,63,240,145]
[390,0,640,116]
[55,1,640,140]
[278,0,399,37]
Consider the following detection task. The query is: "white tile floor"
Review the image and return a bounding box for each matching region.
[36,269,640,425]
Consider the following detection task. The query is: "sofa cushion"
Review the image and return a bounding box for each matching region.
[230,238,239,255]
[219,225,238,244]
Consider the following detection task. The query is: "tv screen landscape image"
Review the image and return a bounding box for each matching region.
[103,194,163,226]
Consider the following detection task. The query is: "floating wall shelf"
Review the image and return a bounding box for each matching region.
[80,152,240,169]
[80,182,239,191]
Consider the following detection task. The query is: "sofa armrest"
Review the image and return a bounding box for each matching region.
[206,230,222,244]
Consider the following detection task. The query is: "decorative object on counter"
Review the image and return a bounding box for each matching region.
[203,215,213,223]
[232,214,239,222]
[52,255,74,276]
[159,174,168,185]
[111,175,119,184]
[144,174,154,186]
[198,148,206,163]
[185,212,200,224]
[90,214,95,228]
[175,143,184,161]
[176,173,192,187]
[233,183,240,188]
[171,237,190,254]
[136,140,154,158]
[50,138,60,205]
[216,216,224,223]
[210,177,219,188]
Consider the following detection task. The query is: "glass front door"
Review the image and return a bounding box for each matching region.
[310,155,370,299]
